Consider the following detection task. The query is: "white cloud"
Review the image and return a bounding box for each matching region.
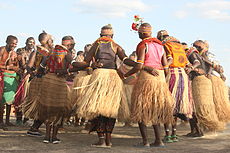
[73,0,150,18]
[0,2,15,10]
[174,10,188,19]
[187,0,230,21]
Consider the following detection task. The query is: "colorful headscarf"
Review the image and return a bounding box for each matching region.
[62,39,72,46]
[138,25,152,33]
[157,30,169,40]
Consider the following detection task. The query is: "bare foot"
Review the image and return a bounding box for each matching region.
[134,142,150,148]
[106,142,112,147]
[91,142,110,148]
[150,141,165,147]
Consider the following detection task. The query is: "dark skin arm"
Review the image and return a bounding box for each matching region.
[27,51,36,69]
[164,45,173,66]
[161,52,169,77]
[220,73,226,81]
[17,49,27,70]
[123,56,159,76]
[185,53,201,74]
[72,43,99,69]
[205,66,212,79]
[0,47,7,69]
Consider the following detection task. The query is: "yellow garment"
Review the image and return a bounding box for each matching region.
[164,41,188,68]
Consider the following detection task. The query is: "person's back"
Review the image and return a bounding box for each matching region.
[143,39,164,70]
[163,39,187,68]
[95,37,116,69]
[128,23,174,147]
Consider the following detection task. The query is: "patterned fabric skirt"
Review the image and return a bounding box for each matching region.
[131,70,174,125]
[14,75,30,111]
[192,75,225,131]
[166,68,192,120]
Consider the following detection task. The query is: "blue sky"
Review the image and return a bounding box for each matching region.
[0,0,230,85]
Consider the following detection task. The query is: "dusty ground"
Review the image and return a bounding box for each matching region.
[1,120,230,153]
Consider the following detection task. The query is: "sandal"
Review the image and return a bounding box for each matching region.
[171,135,179,142]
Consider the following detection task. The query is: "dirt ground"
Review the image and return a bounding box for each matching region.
[1,120,230,153]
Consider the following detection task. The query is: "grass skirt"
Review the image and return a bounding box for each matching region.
[71,71,91,113]
[131,70,174,125]
[166,68,193,119]
[77,69,129,120]
[37,73,72,125]
[120,84,133,122]
[21,77,41,119]
[192,75,225,131]
[124,84,133,108]
[211,76,230,122]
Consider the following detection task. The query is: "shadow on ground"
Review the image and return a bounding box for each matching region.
[1,122,230,153]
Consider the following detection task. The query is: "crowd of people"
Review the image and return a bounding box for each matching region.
[0,22,229,148]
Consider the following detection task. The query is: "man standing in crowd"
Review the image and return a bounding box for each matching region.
[0,35,19,129]
[15,37,36,125]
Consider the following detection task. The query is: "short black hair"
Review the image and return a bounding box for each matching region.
[77,51,84,55]
[38,31,48,43]
[6,35,18,43]
[62,35,74,41]
[26,37,35,43]
[181,42,187,45]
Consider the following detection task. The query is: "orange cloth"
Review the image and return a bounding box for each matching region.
[136,37,162,50]
[138,26,152,33]
[96,36,114,43]
[164,41,188,68]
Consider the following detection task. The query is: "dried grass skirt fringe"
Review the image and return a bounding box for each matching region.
[131,70,174,125]
[77,69,129,121]
[192,75,225,131]
[37,73,72,125]
[71,71,91,113]
[21,77,41,119]
[211,76,230,122]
